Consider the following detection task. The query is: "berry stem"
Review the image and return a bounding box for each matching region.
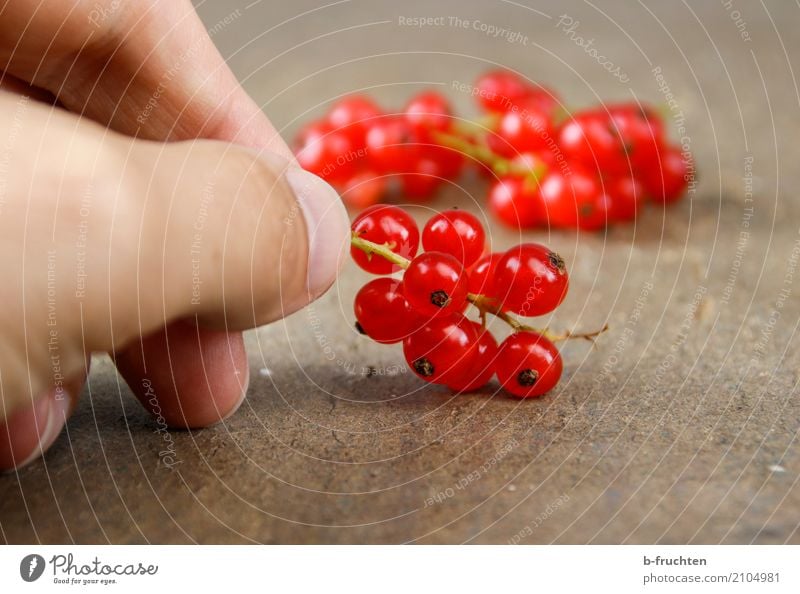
[451,114,500,137]
[350,233,410,270]
[467,293,529,332]
[350,234,606,343]
[430,129,546,181]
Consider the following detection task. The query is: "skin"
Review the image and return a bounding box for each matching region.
[0,0,349,470]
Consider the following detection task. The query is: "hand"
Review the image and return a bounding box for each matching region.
[0,0,349,470]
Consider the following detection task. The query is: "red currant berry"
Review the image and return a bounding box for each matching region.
[295,121,358,184]
[496,332,562,398]
[607,102,664,169]
[403,314,478,384]
[474,69,533,112]
[423,144,464,179]
[468,252,504,297]
[605,175,644,221]
[365,116,416,174]
[401,157,444,200]
[404,91,452,139]
[351,204,420,274]
[538,169,601,228]
[576,186,609,231]
[489,176,544,229]
[338,170,387,209]
[354,278,423,343]
[558,110,628,176]
[447,322,499,393]
[493,243,569,316]
[589,199,614,230]
[328,95,382,147]
[422,209,486,267]
[492,99,555,156]
[521,87,560,118]
[403,252,469,317]
[640,145,689,203]
[608,102,663,135]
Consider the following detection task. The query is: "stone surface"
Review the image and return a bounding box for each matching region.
[2,0,799,544]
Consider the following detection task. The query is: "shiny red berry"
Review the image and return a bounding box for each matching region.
[605,175,644,221]
[354,278,422,344]
[521,87,560,118]
[401,157,444,200]
[403,252,469,317]
[403,314,478,384]
[365,116,416,174]
[467,252,504,297]
[351,205,420,274]
[607,102,664,170]
[422,209,486,267]
[474,69,533,112]
[424,144,464,179]
[328,95,382,147]
[640,145,689,203]
[538,169,601,228]
[493,243,569,316]
[404,91,452,139]
[491,99,555,156]
[576,186,609,230]
[496,332,562,398]
[488,176,544,229]
[338,170,387,209]
[447,322,499,393]
[295,121,358,183]
[558,110,628,176]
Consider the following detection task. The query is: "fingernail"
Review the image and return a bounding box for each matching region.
[221,370,250,422]
[40,392,70,452]
[285,167,349,300]
[0,389,70,472]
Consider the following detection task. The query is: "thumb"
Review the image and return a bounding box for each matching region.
[0,93,349,425]
[132,138,350,332]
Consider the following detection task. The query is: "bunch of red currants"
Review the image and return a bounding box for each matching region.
[351,204,571,398]
[296,90,461,208]
[296,69,692,230]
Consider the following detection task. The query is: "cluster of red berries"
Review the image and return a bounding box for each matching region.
[477,71,691,229]
[296,90,462,208]
[295,69,692,230]
[351,204,569,398]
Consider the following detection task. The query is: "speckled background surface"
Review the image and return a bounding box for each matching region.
[2,0,799,544]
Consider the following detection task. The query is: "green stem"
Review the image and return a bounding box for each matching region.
[451,114,500,138]
[350,234,410,270]
[431,129,547,181]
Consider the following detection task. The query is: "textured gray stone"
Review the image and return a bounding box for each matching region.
[1,0,798,544]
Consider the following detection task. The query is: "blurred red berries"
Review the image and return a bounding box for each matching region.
[295,70,693,228]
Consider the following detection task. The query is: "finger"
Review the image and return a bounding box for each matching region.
[126,138,349,332]
[0,0,292,157]
[0,390,63,472]
[115,320,248,429]
[0,73,57,104]
[0,92,135,419]
[0,95,346,426]
[0,0,297,428]
[2,1,324,431]
[113,142,347,428]
[0,373,84,472]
